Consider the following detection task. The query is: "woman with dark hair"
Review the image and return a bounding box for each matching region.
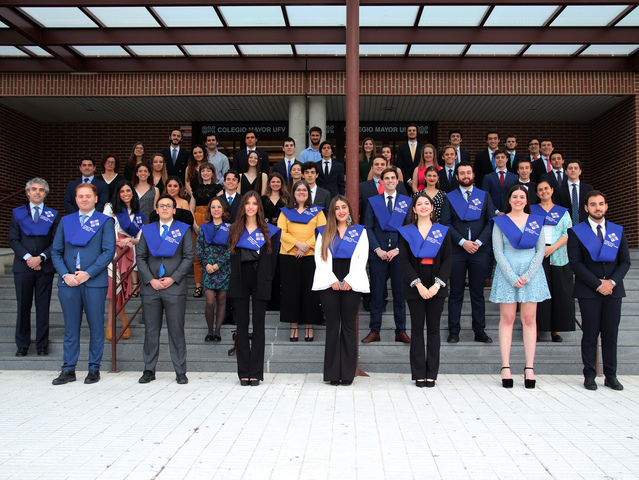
[228,191,281,386]
[262,172,289,311]
[312,195,369,385]
[96,154,125,201]
[190,163,223,297]
[196,196,231,342]
[531,179,575,342]
[132,163,159,223]
[489,185,550,389]
[399,192,452,388]
[103,180,146,340]
[150,154,168,196]
[359,137,376,182]
[411,144,440,194]
[124,142,146,181]
[278,180,327,341]
[148,176,194,226]
[422,166,445,221]
[287,161,303,193]
[239,150,268,196]
[367,145,404,182]
[185,144,207,197]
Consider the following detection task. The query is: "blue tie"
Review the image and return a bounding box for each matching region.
[490,152,496,170]
[171,149,177,166]
[159,225,169,277]
[33,205,40,223]
[76,214,88,270]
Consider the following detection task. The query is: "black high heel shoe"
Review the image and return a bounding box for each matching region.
[289,327,298,342]
[501,366,513,388]
[524,367,536,389]
[305,327,314,342]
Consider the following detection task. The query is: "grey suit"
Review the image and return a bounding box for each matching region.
[136,220,194,375]
[312,186,331,209]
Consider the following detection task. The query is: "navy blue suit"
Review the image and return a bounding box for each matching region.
[438,166,459,193]
[51,212,116,371]
[482,171,518,213]
[358,179,408,223]
[364,193,407,334]
[440,189,496,335]
[567,222,630,378]
[9,204,60,350]
[64,178,109,214]
[272,159,293,184]
[316,160,346,198]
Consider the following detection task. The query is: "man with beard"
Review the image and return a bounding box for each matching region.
[396,124,424,194]
[440,163,495,344]
[300,126,323,164]
[567,191,630,391]
[161,128,190,184]
[63,156,109,213]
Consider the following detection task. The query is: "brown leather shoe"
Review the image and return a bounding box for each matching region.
[361,332,381,343]
[395,332,411,344]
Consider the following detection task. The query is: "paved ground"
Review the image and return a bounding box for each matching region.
[0,371,637,480]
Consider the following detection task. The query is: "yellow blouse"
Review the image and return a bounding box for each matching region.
[277,209,327,257]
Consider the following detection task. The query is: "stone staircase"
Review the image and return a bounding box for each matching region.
[1,250,638,375]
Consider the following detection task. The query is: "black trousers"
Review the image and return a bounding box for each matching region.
[236,262,267,380]
[407,296,446,380]
[280,255,321,324]
[320,288,361,382]
[578,296,622,379]
[448,250,489,335]
[14,271,54,349]
[537,259,575,332]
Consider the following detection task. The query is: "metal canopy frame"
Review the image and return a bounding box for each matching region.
[0,1,638,72]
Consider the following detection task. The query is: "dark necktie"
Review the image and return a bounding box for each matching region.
[324,161,329,177]
[83,178,89,183]
[387,195,393,213]
[499,171,505,188]
[491,152,495,170]
[172,149,177,166]
[556,171,562,184]
[466,190,471,202]
[571,183,579,225]
[597,225,604,243]
[448,169,453,185]
[159,224,169,277]
[33,205,40,223]
[520,182,530,188]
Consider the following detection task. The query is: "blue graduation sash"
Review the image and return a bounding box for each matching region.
[447,188,485,222]
[316,224,365,259]
[399,223,449,258]
[115,209,146,237]
[62,211,109,247]
[141,221,190,257]
[13,205,57,236]
[201,222,230,246]
[279,206,323,224]
[368,194,411,232]
[570,221,623,263]
[236,223,281,251]
[530,204,568,226]
[492,214,544,250]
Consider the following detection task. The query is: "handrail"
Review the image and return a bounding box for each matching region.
[0,188,26,205]
[109,245,143,372]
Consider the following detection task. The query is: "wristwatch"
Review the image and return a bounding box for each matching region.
[39,255,46,263]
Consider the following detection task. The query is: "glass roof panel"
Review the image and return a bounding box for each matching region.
[219,6,286,27]
[359,44,407,56]
[466,44,525,55]
[86,7,160,28]
[295,45,346,56]
[410,44,466,56]
[580,44,639,56]
[19,7,97,28]
[128,45,184,56]
[0,20,8,28]
[419,6,488,27]
[73,45,130,57]
[551,5,629,27]
[0,46,29,57]
[239,45,293,56]
[523,44,582,56]
[23,46,53,57]
[360,6,420,27]
[615,7,639,26]
[484,6,559,27]
[286,6,346,26]
[183,45,238,56]
[152,7,223,27]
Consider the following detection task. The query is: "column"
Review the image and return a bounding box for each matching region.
[288,96,306,155]
[308,96,327,144]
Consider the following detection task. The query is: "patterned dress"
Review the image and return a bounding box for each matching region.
[196,223,231,291]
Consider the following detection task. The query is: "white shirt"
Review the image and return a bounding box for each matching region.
[384,191,396,207]
[321,158,332,174]
[159,220,173,234]
[588,217,605,238]
[310,184,317,202]
[569,180,580,206]
[553,169,565,182]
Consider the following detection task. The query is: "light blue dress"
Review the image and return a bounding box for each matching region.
[489,220,551,304]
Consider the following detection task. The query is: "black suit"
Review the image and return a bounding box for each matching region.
[9,204,60,351]
[518,181,538,205]
[316,160,345,198]
[540,170,568,204]
[531,157,549,182]
[474,149,510,189]
[568,222,630,379]
[439,148,470,165]
[272,159,295,184]
[508,152,526,173]
[397,142,424,192]
[233,148,270,175]
[220,192,242,223]
[64,178,109,213]
[559,181,593,225]
[440,189,496,335]
[438,166,459,193]
[161,147,190,185]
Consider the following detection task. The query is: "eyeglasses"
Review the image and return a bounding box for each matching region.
[105,160,116,165]
[157,204,174,210]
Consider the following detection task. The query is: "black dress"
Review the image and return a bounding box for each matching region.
[96,173,125,203]
[191,180,223,207]
[261,195,286,225]
[240,174,259,194]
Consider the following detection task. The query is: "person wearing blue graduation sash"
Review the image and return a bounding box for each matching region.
[489,185,550,389]
[228,191,281,386]
[103,180,146,341]
[532,179,575,341]
[312,196,369,386]
[137,194,194,385]
[278,180,327,341]
[51,183,116,385]
[9,178,60,357]
[567,190,630,392]
[399,192,451,388]
[362,167,412,344]
[439,162,496,344]
[196,197,231,343]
